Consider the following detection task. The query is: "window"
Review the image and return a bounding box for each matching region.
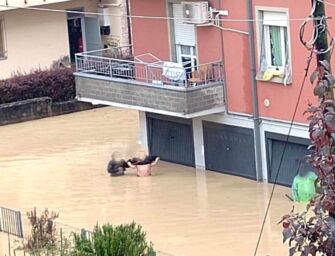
[257,10,291,83]
[177,45,197,72]
[0,17,6,59]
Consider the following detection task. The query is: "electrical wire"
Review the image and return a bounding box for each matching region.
[300,6,335,55]
[0,3,327,23]
[320,0,335,8]
[253,49,314,256]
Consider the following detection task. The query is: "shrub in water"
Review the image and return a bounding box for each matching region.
[0,68,75,104]
[73,222,156,256]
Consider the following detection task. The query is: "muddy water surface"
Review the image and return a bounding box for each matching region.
[0,107,294,256]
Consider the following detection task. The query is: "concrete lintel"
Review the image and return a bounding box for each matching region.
[77,97,226,119]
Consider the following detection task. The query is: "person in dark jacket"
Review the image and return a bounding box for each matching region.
[107,152,130,176]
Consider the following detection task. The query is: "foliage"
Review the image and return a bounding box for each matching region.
[22,208,59,254]
[72,222,156,256]
[0,68,75,104]
[281,62,335,255]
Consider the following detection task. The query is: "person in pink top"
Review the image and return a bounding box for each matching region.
[127,151,160,177]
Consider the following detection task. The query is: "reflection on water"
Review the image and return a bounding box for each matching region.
[0,107,293,255]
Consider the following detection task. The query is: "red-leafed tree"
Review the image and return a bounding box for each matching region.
[281,60,335,255]
[281,1,335,254]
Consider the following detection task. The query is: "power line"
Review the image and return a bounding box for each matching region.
[321,0,335,8]
[0,3,326,23]
[253,50,314,256]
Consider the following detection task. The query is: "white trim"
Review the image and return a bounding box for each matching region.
[177,44,197,70]
[138,111,149,150]
[192,118,205,169]
[263,11,287,26]
[77,97,226,118]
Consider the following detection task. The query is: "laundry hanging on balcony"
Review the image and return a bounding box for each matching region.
[162,62,186,81]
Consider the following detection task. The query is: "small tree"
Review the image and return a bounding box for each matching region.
[281,62,335,255]
[23,208,59,253]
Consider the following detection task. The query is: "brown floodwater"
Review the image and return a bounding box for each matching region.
[0,107,296,256]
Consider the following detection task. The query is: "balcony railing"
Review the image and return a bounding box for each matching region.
[75,47,224,88]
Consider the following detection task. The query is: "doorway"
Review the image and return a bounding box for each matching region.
[67,17,84,63]
[176,45,197,74]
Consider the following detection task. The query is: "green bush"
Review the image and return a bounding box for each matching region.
[72,222,156,256]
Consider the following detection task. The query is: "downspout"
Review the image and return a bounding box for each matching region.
[246,0,263,181]
[218,1,230,117]
[125,0,132,52]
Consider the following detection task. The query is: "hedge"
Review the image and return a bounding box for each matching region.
[0,68,75,104]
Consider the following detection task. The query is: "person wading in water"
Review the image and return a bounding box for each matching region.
[107,152,130,176]
[127,150,160,177]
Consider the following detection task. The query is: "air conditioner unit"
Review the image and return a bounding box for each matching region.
[98,7,111,26]
[181,1,209,24]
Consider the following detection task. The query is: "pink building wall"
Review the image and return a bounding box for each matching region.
[130,0,170,61]
[130,0,328,123]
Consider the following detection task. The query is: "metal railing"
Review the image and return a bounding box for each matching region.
[75,47,224,88]
[0,207,23,238]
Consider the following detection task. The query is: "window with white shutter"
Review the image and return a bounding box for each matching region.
[257,10,291,84]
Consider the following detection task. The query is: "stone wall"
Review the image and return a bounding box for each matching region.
[75,75,224,115]
[0,97,101,126]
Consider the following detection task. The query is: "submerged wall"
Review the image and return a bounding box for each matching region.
[0,97,101,125]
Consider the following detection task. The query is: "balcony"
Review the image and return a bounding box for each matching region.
[0,0,72,11]
[74,46,225,118]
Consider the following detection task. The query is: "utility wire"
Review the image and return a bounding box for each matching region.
[253,50,314,256]
[321,0,335,8]
[0,3,327,23]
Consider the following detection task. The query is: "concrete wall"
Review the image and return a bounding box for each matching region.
[0,97,99,125]
[0,0,99,79]
[75,74,224,115]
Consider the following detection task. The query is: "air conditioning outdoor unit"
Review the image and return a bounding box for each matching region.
[181,1,209,24]
[98,7,111,26]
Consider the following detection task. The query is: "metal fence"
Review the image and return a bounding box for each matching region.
[75,47,224,88]
[0,207,23,238]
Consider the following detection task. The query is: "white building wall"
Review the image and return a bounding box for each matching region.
[0,0,126,79]
[0,7,70,78]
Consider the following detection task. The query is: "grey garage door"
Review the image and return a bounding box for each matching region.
[203,122,256,179]
[267,133,310,186]
[147,115,195,167]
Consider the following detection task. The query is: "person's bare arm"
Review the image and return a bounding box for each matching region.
[127,161,136,168]
[150,156,160,166]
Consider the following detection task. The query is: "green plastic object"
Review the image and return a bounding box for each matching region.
[292,171,318,202]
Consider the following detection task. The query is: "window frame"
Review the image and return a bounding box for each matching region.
[0,16,7,60]
[255,7,292,84]
[263,25,287,70]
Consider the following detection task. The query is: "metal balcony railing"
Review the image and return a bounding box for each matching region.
[75,47,224,88]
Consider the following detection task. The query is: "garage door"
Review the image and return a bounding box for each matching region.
[203,122,256,179]
[147,115,195,167]
[267,135,310,186]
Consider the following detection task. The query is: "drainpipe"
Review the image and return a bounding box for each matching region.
[125,0,132,53]
[246,0,263,181]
